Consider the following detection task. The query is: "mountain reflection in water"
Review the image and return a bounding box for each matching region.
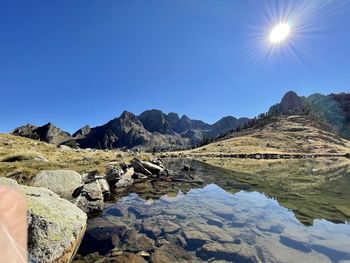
[80,185,350,262]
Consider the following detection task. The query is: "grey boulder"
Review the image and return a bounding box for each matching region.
[31,170,82,200]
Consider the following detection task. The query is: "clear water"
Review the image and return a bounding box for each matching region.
[79,159,350,263]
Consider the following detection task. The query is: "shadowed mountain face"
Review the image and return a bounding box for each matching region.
[12,110,248,151]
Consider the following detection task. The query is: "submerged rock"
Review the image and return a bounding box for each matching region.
[110,253,147,263]
[122,229,155,253]
[195,223,234,242]
[279,229,311,253]
[183,229,210,248]
[151,243,193,263]
[31,170,82,199]
[81,217,128,255]
[199,242,259,263]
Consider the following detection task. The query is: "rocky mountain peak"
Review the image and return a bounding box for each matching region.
[139,110,173,134]
[12,122,72,145]
[73,125,91,138]
[279,91,305,113]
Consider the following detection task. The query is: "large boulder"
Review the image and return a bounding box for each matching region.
[0,178,87,263]
[31,170,82,200]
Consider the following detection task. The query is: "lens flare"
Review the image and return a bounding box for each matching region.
[269,23,290,43]
[231,0,349,69]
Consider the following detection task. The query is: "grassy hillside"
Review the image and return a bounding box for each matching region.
[0,133,135,183]
[187,115,350,156]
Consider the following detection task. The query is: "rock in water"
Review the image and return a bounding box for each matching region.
[0,178,87,263]
[151,243,193,263]
[199,242,259,263]
[139,160,164,175]
[31,170,82,200]
[130,158,152,175]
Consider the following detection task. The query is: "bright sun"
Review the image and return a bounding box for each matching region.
[269,23,290,43]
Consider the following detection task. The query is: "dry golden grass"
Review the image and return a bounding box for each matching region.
[0,133,148,183]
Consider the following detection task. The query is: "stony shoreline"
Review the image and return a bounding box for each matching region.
[0,157,175,262]
[162,152,350,160]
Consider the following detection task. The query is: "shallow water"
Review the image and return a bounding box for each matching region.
[78,159,350,262]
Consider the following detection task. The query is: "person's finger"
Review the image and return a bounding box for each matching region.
[0,186,27,263]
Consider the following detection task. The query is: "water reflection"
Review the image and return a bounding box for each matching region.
[80,183,350,262]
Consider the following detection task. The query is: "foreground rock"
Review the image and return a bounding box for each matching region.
[0,178,87,263]
[31,170,82,199]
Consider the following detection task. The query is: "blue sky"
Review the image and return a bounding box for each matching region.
[1,0,350,133]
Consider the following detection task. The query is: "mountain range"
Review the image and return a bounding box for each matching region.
[12,110,249,151]
[11,91,350,151]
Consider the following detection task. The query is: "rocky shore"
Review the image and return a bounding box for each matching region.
[0,157,174,262]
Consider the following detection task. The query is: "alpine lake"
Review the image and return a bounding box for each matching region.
[76,157,350,263]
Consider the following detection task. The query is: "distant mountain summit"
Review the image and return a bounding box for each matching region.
[12,110,249,151]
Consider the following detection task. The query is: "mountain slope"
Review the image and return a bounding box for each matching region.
[189,114,350,156]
